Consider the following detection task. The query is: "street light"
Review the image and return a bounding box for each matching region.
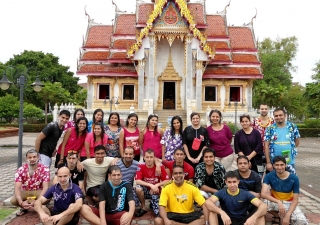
[228,98,245,134]
[104,96,119,113]
[0,66,44,168]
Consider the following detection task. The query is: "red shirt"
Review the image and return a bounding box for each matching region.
[135,163,169,190]
[162,160,195,180]
[15,163,50,190]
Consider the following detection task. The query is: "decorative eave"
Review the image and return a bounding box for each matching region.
[127,0,215,59]
[76,64,137,77]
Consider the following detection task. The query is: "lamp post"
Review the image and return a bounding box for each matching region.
[228,98,245,134]
[104,96,119,114]
[0,66,43,168]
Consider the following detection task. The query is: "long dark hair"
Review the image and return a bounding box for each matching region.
[108,112,121,127]
[125,113,138,127]
[73,108,85,123]
[93,122,105,143]
[170,116,183,137]
[75,117,89,137]
[92,108,104,124]
[146,114,159,136]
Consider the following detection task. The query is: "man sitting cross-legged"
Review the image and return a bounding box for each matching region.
[53,150,85,194]
[34,167,83,225]
[235,155,262,214]
[205,171,267,225]
[158,148,194,182]
[194,148,226,199]
[135,149,169,217]
[261,156,308,225]
[11,149,50,217]
[155,165,210,225]
[80,165,135,225]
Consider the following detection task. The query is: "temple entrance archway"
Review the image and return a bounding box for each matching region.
[163,82,176,109]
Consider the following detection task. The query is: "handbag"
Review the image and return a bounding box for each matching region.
[240,130,265,173]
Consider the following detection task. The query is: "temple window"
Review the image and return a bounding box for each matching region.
[123,84,134,100]
[98,84,110,99]
[229,86,241,102]
[204,86,217,101]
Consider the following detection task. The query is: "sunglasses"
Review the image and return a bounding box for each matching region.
[67,150,78,155]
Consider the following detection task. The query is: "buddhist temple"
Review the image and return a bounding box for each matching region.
[76,0,263,124]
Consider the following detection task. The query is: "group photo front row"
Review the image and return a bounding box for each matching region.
[12,146,308,225]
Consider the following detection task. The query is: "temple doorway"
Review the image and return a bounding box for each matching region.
[163,82,175,109]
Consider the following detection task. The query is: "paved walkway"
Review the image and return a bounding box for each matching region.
[1,134,320,224]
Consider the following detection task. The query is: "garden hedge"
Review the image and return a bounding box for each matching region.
[1,124,46,132]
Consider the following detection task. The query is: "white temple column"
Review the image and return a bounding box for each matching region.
[87,76,93,109]
[185,34,193,101]
[148,33,155,100]
[137,60,145,110]
[195,61,204,111]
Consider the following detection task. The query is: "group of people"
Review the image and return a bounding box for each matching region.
[10,104,307,224]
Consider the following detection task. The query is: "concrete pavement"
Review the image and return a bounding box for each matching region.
[1,133,320,224]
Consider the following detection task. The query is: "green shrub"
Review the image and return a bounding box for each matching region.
[37,115,53,123]
[304,119,320,128]
[296,123,307,128]
[298,128,320,137]
[226,123,240,135]
[1,123,46,132]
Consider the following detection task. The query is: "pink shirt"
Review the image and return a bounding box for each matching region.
[143,129,162,158]
[123,127,140,156]
[57,127,86,156]
[15,163,50,190]
[80,132,108,157]
[207,124,234,158]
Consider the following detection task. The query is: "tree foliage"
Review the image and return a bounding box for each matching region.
[73,88,87,107]
[24,103,44,123]
[0,94,19,123]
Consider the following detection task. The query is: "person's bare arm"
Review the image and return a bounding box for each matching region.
[52,176,58,184]
[139,129,145,156]
[78,181,85,194]
[205,196,231,224]
[99,201,107,225]
[119,129,125,157]
[59,128,72,163]
[34,196,50,223]
[85,141,91,159]
[249,191,260,198]
[264,141,272,171]
[35,132,46,152]
[14,182,25,208]
[121,200,135,225]
[245,198,267,224]
[282,194,299,225]
[295,138,300,147]
[261,183,286,217]
[49,198,83,224]
[40,182,49,197]
[159,206,171,225]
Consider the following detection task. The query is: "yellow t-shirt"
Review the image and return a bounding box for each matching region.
[159,180,205,213]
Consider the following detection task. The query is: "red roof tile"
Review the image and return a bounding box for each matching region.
[213,54,230,61]
[204,67,260,75]
[85,26,112,48]
[229,27,255,49]
[188,4,204,24]
[115,14,136,35]
[206,15,227,36]
[112,39,136,49]
[109,52,128,59]
[137,4,153,24]
[79,64,136,73]
[82,51,110,60]
[207,41,229,49]
[232,54,258,63]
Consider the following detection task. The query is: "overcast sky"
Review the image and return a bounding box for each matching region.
[0,0,318,85]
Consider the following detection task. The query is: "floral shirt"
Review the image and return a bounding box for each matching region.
[105,126,122,157]
[161,129,183,161]
[194,161,225,190]
[264,121,300,162]
[252,117,274,145]
[14,163,50,191]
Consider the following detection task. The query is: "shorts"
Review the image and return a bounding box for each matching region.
[91,206,128,225]
[167,211,203,224]
[86,185,101,197]
[265,200,308,224]
[50,209,80,225]
[39,154,52,168]
[134,185,160,215]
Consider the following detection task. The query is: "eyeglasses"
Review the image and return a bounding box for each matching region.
[67,150,78,155]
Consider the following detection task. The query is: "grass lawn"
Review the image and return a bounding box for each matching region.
[0,208,16,220]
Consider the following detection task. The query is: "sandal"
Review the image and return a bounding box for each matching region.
[135,208,147,217]
[16,208,28,216]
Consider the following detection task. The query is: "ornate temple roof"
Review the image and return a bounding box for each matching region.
[77,0,262,79]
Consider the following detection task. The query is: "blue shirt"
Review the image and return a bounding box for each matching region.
[214,188,257,218]
[43,182,83,212]
[273,127,293,164]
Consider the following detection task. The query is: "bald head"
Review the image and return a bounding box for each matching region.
[57,166,71,175]
[57,167,71,187]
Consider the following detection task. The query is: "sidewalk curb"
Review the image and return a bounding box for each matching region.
[0,209,19,225]
[300,188,320,203]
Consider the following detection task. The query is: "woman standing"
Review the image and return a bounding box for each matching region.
[140,114,164,158]
[119,113,140,161]
[234,114,263,173]
[55,117,88,167]
[64,109,85,130]
[80,122,108,161]
[161,116,183,161]
[88,108,104,132]
[207,109,234,171]
[104,112,122,157]
[182,112,209,168]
